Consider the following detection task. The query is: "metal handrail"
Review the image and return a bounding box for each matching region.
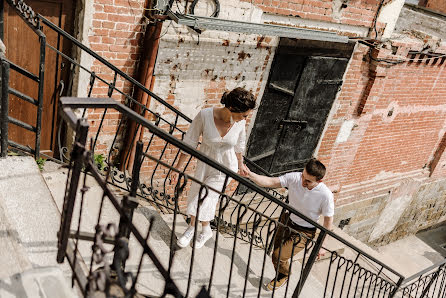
[39,13,269,176]
[60,96,405,283]
[401,258,446,285]
[37,15,192,123]
[3,1,439,295]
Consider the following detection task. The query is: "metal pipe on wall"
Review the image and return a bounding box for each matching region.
[121,0,163,171]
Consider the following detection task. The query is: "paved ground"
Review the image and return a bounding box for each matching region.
[0,156,77,297]
[416,223,446,257]
[375,235,445,277]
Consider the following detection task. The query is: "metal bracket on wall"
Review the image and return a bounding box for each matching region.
[166,9,349,43]
[339,218,351,230]
[154,0,171,14]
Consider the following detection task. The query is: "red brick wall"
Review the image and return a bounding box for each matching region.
[422,0,446,15]
[244,0,381,27]
[86,0,146,150]
[317,43,446,203]
[429,130,446,178]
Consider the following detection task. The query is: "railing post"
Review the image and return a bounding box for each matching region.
[112,141,142,271]
[293,230,326,298]
[0,58,9,158]
[389,276,404,298]
[34,35,46,159]
[56,118,89,263]
[419,267,441,298]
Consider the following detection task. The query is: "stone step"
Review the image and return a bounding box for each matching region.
[0,197,32,279]
[0,156,79,297]
[156,210,326,298]
[41,162,381,297]
[304,226,405,297]
[42,168,197,297]
[58,183,326,298]
[222,192,283,227]
[41,163,326,297]
[330,227,404,274]
[0,267,77,298]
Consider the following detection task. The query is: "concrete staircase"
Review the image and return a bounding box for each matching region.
[42,160,325,297]
[1,156,443,297]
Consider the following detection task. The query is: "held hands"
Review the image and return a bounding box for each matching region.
[238,163,251,177]
[171,163,251,184]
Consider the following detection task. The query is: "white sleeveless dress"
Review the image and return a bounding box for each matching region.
[183,107,246,221]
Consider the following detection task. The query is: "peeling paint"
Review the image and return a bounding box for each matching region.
[335,120,355,144]
[237,51,250,61]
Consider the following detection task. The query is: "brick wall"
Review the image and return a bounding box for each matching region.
[85,0,147,149]
[422,0,446,15]
[320,41,446,244]
[243,0,381,27]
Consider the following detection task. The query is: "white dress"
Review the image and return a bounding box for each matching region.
[183,107,246,221]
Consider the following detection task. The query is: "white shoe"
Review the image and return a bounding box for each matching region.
[177,227,194,248]
[194,230,213,249]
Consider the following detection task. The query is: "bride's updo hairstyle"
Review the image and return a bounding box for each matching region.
[220,87,256,113]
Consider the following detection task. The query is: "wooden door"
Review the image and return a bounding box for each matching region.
[246,39,353,175]
[3,0,75,156]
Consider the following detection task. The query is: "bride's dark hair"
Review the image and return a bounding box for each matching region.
[220,87,256,113]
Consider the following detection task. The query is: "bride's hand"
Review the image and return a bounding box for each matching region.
[238,163,250,177]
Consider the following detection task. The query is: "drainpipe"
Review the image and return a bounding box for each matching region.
[121,0,163,171]
[368,0,386,39]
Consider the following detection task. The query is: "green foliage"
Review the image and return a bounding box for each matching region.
[94,154,105,171]
[36,157,46,171]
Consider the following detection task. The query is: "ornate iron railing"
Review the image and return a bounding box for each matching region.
[57,108,208,297]
[0,0,291,249]
[58,97,404,297]
[399,259,446,298]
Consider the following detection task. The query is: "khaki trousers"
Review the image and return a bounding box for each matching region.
[272,214,316,276]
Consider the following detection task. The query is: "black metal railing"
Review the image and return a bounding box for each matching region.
[400,258,446,298]
[56,109,206,297]
[1,0,290,248]
[58,97,405,298]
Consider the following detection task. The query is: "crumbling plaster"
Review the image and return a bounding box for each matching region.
[72,0,95,98]
[151,0,278,127]
[393,4,446,42]
[377,0,406,39]
[261,13,369,38]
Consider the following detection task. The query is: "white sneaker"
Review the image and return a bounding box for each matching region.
[177,227,194,248]
[194,230,213,249]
